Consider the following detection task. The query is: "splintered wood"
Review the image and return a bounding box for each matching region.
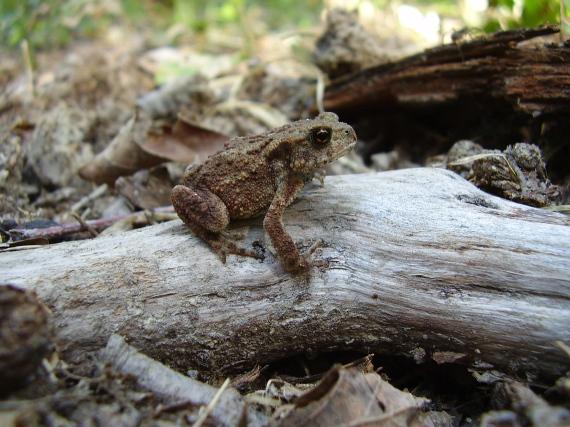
[324,25,567,116]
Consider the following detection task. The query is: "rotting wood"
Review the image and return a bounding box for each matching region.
[1,169,569,381]
[323,24,566,115]
[321,24,570,176]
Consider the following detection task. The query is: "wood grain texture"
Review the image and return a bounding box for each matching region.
[2,168,569,380]
[323,25,567,116]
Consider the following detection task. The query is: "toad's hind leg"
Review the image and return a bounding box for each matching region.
[172,185,264,263]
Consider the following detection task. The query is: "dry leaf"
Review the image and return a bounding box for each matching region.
[5,237,50,247]
[79,111,230,186]
[278,365,437,427]
[27,103,95,188]
[142,114,229,164]
[432,351,468,364]
[78,111,160,185]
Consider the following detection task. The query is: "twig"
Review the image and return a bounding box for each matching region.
[71,184,108,213]
[315,70,325,114]
[71,212,99,237]
[21,39,34,98]
[101,335,267,427]
[192,378,231,427]
[9,207,176,241]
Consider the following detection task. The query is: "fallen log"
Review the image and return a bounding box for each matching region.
[324,24,567,116]
[1,168,569,381]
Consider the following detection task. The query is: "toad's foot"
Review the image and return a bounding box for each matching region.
[172,184,264,263]
[301,239,328,269]
[193,226,264,263]
[280,239,328,271]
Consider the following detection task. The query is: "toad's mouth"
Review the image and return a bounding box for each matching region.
[330,141,357,162]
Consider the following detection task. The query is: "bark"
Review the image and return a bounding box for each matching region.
[321,24,570,178]
[1,169,569,380]
[323,25,567,116]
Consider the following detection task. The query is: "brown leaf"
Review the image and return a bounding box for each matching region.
[79,110,228,186]
[5,237,50,248]
[78,111,161,185]
[278,365,435,427]
[432,351,468,364]
[142,114,229,164]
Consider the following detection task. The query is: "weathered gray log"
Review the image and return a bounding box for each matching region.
[1,168,569,381]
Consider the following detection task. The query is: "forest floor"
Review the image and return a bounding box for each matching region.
[1,7,569,427]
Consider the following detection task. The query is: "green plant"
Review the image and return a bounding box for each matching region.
[1,0,117,49]
[485,0,560,31]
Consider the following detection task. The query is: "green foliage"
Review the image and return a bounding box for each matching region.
[485,0,560,31]
[0,0,169,49]
[0,0,324,50]
[521,0,559,27]
[2,0,61,48]
[0,0,562,51]
[4,0,84,46]
[169,0,322,34]
[562,0,570,39]
[2,0,104,48]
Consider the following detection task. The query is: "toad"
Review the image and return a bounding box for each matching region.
[171,112,357,271]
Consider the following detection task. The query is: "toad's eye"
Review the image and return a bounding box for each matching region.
[311,127,332,146]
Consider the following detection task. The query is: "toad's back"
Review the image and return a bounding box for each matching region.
[183,142,280,219]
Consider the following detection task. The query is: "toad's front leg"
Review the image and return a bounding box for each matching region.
[263,175,322,271]
[172,185,264,262]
